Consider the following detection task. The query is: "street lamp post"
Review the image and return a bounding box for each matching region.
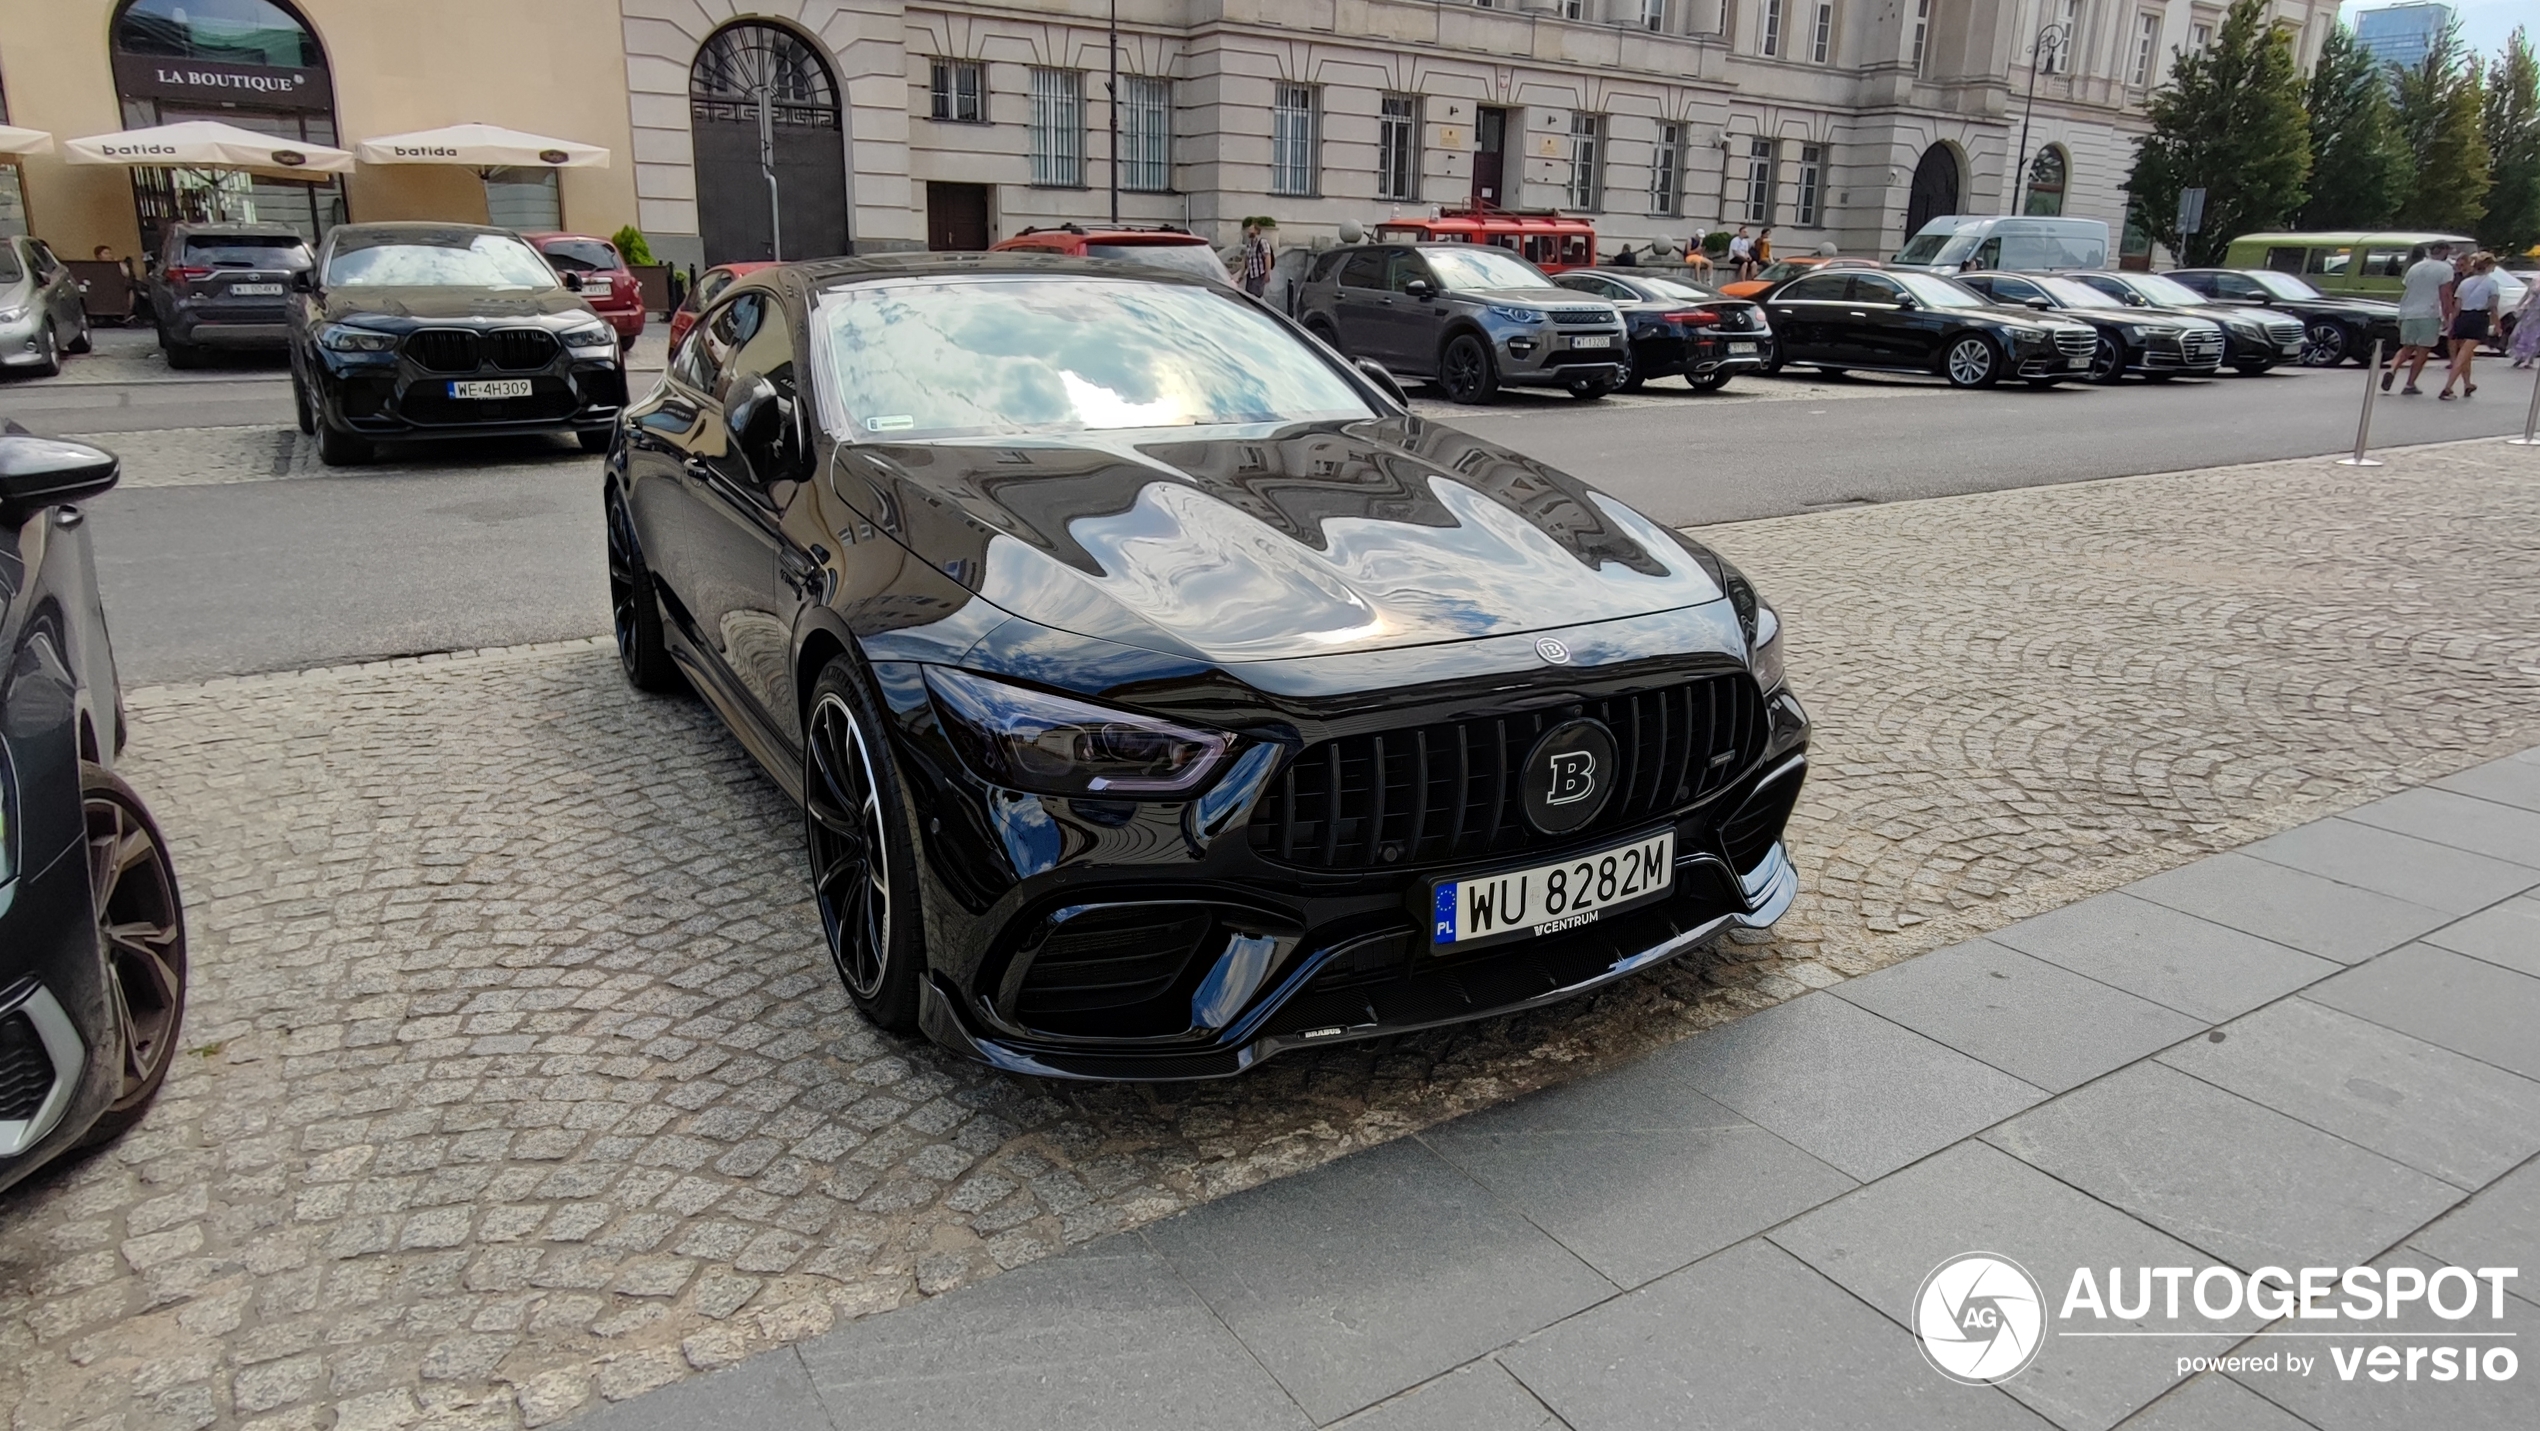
[2012,20,2071,218]
[1107,0,1120,226]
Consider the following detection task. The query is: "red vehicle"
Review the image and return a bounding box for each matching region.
[1373,208,1599,274]
[522,233,645,349]
[666,261,778,350]
[989,224,1231,285]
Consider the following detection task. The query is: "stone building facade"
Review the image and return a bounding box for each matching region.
[618,0,2340,270]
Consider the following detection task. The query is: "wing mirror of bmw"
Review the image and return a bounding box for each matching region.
[1353,358,1409,408]
[724,371,798,480]
[0,431,121,519]
[1404,278,1435,301]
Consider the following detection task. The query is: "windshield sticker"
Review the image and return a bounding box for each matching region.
[864,415,915,432]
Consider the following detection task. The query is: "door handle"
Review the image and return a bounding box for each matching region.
[1847,311,1867,318]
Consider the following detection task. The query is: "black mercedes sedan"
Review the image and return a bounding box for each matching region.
[608,255,1807,1079]
[2160,268,2403,368]
[1758,267,2096,387]
[2062,271,2306,375]
[288,223,628,465]
[1956,272,2223,383]
[1550,268,1771,391]
[1,430,188,1194]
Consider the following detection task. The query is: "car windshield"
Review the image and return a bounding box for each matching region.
[539,239,621,272]
[2246,270,2323,301]
[2124,272,2208,306]
[0,243,21,285]
[2038,276,2124,308]
[1630,275,1719,300]
[815,276,1375,439]
[1894,230,1976,264]
[1423,246,1551,291]
[1751,261,1810,283]
[1890,272,1988,308]
[1082,242,1231,285]
[325,234,559,289]
[184,235,308,268]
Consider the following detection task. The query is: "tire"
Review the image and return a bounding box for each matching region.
[291,372,317,435]
[66,314,93,355]
[577,429,611,453]
[2234,361,2273,376]
[1304,316,1342,350]
[2144,372,2178,383]
[1814,367,1847,379]
[1759,345,1785,375]
[71,764,188,1151]
[1942,334,2001,389]
[803,655,924,1034]
[30,323,61,378]
[1687,370,1733,393]
[1565,376,1614,400]
[2300,320,2349,368]
[1615,344,1643,391]
[162,340,200,370]
[2088,336,2125,384]
[1438,332,1500,404]
[606,491,684,694]
[315,421,372,466]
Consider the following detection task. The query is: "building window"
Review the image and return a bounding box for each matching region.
[1811,3,1833,62]
[1650,122,1682,216]
[1743,136,1775,222]
[2190,23,2211,52]
[929,59,984,123]
[1761,0,1783,57]
[1912,0,1930,72]
[1270,84,1318,197]
[1028,68,1084,187]
[2130,13,2161,85]
[1794,143,1822,226]
[1561,0,1585,16]
[2024,145,2068,216]
[1118,75,1169,192]
[2047,0,2080,74]
[1643,0,1670,30]
[1377,93,1421,201]
[1567,113,1603,211]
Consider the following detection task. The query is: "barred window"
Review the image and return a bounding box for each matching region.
[1270,84,1318,196]
[1028,68,1084,187]
[1795,143,1822,227]
[929,59,984,123]
[1650,121,1682,216]
[1378,93,1421,201]
[1567,113,1602,211]
[1743,136,1775,223]
[1119,75,1170,192]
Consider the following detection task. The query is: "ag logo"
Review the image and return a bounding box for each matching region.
[539,148,571,165]
[1521,718,1615,835]
[1534,635,1570,665]
[269,148,307,167]
[1914,1253,2044,1385]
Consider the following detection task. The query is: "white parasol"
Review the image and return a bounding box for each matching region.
[0,125,53,156]
[354,124,608,172]
[64,119,352,174]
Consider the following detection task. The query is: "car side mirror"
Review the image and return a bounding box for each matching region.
[724,371,795,480]
[0,433,120,518]
[1353,358,1409,408]
[1404,278,1435,301]
[1894,294,1918,311]
[290,269,313,293]
[563,272,585,293]
[2022,297,2053,311]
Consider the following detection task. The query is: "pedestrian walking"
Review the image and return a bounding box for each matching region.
[2510,273,2540,368]
[1240,221,1273,299]
[2387,241,2455,396]
[2439,252,2502,399]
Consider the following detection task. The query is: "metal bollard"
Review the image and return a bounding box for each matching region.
[2335,340,2385,467]
[2511,361,2540,447]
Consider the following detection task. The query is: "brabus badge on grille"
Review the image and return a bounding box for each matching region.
[1535,636,1571,665]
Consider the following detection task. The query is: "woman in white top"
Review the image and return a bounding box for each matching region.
[2441,252,2501,399]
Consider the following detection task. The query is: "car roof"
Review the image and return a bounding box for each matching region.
[173,222,306,238]
[1000,225,1208,245]
[751,251,1233,298]
[520,232,616,245]
[325,221,523,248]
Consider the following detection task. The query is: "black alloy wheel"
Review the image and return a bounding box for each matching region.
[67,313,93,355]
[30,323,60,378]
[291,372,317,435]
[605,493,683,693]
[1438,332,1500,404]
[315,421,371,466]
[1759,342,1785,375]
[1942,334,2001,389]
[2088,336,2125,384]
[1614,342,1643,391]
[75,764,187,1149]
[2300,321,2349,367]
[1687,369,1733,392]
[803,658,921,1032]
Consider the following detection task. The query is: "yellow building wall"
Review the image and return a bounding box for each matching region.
[0,0,640,257]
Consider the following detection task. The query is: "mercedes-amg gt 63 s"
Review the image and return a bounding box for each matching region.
[607,254,1807,1079]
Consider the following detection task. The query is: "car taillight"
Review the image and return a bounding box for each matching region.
[1668,308,1721,327]
[168,265,213,283]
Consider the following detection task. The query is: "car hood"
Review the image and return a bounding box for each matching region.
[317,287,594,325]
[836,419,1731,666]
[1454,286,1608,310]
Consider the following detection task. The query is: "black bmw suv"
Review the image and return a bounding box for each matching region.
[287,222,628,465]
[607,255,1805,1079]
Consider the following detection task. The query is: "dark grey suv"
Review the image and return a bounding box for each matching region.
[149,222,312,368]
[1297,243,1625,403]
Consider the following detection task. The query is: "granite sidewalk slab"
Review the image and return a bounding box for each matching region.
[577,744,2540,1431]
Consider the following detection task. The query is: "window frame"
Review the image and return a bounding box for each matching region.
[1028,67,1086,188]
[928,58,985,124]
[1743,136,1775,224]
[1118,74,1171,193]
[1377,93,1422,202]
[1650,121,1682,217]
[1794,143,1822,228]
[2130,12,2162,87]
[1643,0,1670,31]
[1912,0,1930,72]
[1270,83,1320,198]
[1811,2,1834,63]
[1761,0,1784,58]
[1566,112,1603,212]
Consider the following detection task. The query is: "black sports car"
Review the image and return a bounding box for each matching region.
[2159,268,2403,368]
[1,430,188,1194]
[288,222,629,466]
[2062,271,2306,375]
[608,256,1807,1079]
[1757,268,2097,388]
[1956,272,2223,382]
[1550,268,1772,391]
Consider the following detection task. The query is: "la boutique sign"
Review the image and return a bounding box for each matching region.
[111,54,330,108]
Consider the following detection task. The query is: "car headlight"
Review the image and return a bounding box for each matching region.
[0,305,26,324]
[2119,325,2148,342]
[1486,306,1544,325]
[560,321,615,350]
[319,324,396,353]
[1710,556,1785,693]
[925,666,1234,798]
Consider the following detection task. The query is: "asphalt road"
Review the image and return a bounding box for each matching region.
[7,342,2536,684]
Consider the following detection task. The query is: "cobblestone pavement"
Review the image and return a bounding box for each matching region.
[4,440,2538,1430]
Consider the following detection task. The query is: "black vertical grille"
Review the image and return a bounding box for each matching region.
[1249,673,1770,871]
[0,1012,54,1122]
[403,329,479,373]
[484,328,559,371]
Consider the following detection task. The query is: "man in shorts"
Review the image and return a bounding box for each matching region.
[2389,241,2455,395]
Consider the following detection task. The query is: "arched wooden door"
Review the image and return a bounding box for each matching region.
[1905,144,1960,235]
[689,21,850,264]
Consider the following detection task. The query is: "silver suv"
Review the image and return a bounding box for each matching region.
[1296,243,1625,403]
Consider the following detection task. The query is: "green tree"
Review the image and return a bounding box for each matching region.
[2482,29,2540,252]
[2390,24,2492,233]
[2123,0,2310,266]
[2300,25,2410,229]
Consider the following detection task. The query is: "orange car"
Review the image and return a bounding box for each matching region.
[989,224,1232,285]
[1718,255,1876,299]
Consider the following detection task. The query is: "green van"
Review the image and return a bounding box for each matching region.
[2220,231,2475,299]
